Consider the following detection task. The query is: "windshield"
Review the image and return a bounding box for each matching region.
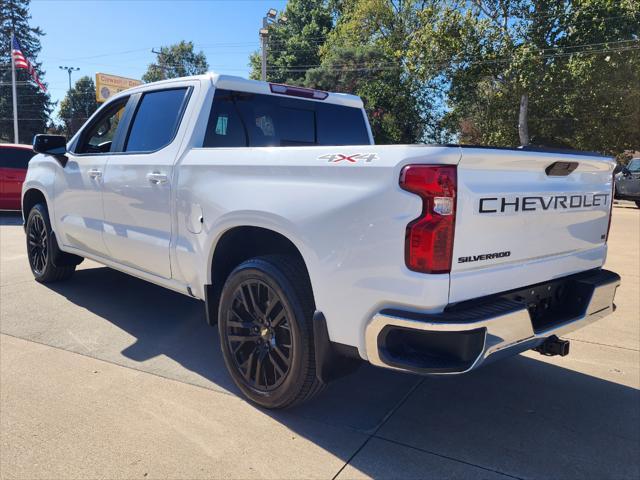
[627,159,640,172]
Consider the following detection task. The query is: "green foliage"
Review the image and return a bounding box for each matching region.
[58,76,98,137]
[255,0,638,154]
[0,0,52,143]
[311,0,435,143]
[407,0,640,155]
[249,0,333,84]
[305,46,426,144]
[142,41,208,83]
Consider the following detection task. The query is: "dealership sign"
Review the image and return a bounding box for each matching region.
[95,73,142,102]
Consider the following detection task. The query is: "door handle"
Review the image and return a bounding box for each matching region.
[88,168,102,179]
[147,172,169,185]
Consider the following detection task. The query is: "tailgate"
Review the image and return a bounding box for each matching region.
[449,148,615,303]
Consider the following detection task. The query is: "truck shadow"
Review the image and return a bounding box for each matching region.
[44,265,639,478]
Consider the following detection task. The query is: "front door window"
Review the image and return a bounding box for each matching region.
[75,99,127,154]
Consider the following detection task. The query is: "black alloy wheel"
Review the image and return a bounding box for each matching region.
[25,203,76,283]
[218,255,324,409]
[27,212,48,275]
[225,279,293,391]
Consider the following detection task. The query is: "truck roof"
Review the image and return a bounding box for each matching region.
[113,72,364,109]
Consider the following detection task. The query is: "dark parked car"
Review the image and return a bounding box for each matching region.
[614,158,640,208]
[0,144,36,211]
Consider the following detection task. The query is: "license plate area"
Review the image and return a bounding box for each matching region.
[502,277,594,333]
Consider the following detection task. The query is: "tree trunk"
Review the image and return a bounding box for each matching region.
[518,93,529,146]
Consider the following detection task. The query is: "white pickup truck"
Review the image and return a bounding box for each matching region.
[23,73,620,408]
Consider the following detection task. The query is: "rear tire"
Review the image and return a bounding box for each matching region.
[218,255,324,409]
[26,204,76,283]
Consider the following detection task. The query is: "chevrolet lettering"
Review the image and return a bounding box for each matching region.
[479,193,610,214]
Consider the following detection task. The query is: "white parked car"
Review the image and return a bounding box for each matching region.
[23,73,620,408]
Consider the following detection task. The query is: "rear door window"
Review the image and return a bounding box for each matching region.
[125,88,189,152]
[0,148,36,169]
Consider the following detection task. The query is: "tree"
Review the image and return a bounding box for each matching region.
[0,0,52,143]
[248,0,333,84]
[142,41,208,83]
[312,0,436,143]
[306,46,426,144]
[58,76,98,137]
[407,0,640,155]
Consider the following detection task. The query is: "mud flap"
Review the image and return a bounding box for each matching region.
[204,284,218,325]
[313,311,361,384]
[50,232,83,267]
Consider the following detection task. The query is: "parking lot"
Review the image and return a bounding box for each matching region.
[1,203,638,479]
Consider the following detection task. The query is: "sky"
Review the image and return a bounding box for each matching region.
[29,0,288,113]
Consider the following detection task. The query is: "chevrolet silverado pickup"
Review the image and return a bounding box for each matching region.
[23,73,620,408]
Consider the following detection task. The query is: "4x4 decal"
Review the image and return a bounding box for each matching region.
[318,153,378,163]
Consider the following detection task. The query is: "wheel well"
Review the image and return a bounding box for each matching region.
[207,226,312,324]
[22,189,47,222]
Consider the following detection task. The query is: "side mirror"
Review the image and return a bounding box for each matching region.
[33,134,67,156]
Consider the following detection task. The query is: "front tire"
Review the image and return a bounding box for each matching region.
[26,204,76,283]
[635,201,640,209]
[218,255,323,409]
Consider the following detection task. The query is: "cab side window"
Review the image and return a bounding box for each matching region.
[75,98,128,154]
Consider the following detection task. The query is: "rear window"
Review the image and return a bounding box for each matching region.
[203,89,370,148]
[0,147,35,169]
[125,88,189,152]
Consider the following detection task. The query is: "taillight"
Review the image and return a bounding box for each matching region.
[399,165,457,274]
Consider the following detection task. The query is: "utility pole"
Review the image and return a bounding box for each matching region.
[11,33,19,143]
[151,49,168,80]
[260,8,287,81]
[59,65,80,91]
[260,17,269,81]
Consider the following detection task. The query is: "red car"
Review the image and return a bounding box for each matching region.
[0,143,36,211]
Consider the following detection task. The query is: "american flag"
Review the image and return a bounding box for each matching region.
[11,34,47,93]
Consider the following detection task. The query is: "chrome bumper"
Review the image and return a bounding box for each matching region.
[365,269,620,375]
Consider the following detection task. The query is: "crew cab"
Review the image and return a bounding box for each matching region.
[23,73,620,408]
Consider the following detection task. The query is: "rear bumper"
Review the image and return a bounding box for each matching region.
[365,269,620,375]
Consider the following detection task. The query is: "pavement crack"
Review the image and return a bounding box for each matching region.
[371,436,524,480]
[567,337,639,352]
[331,377,425,480]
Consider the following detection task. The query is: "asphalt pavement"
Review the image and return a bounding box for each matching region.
[1,202,638,479]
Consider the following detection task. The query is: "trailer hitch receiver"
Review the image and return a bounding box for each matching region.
[534,335,570,357]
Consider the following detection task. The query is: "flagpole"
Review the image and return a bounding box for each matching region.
[11,33,19,144]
